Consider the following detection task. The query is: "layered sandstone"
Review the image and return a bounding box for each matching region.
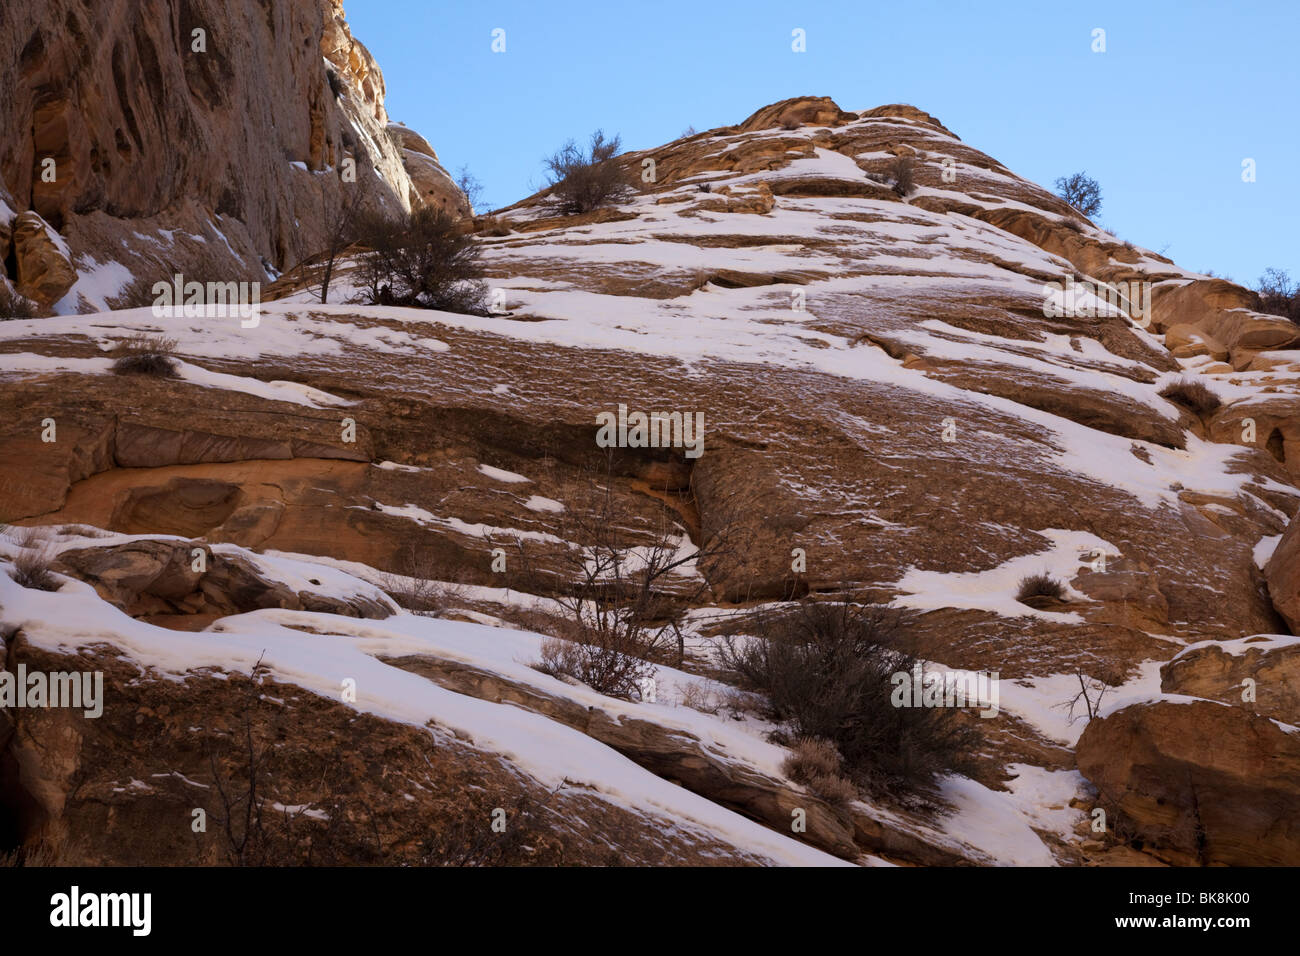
[0,0,464,310]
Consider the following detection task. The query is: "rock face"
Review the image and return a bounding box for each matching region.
[1076,701,1300,866]
[1265,511,1300,630]
[1161,636,1300,726]
[3,93,1300,867]
[9,211,76,307]
[54,538,394,624]
[0,0,465,310]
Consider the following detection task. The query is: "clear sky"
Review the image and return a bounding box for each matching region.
[347,0,1297,285]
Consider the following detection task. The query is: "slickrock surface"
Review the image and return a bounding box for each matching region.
[2,95,1299,866]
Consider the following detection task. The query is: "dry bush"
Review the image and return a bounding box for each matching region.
[783,736,842,781]
[543,130,633,215]
[807,772,858,807]
[1016,572,1065,605]
[1255,268,1300,324]
[109,274,167,310]
[518,458,748,698]
[0,282,38,320]
[718,599,980,802]
[14,526,45,549]
[1061,218,1084,233]
[779,116,801,131]
[379,544,465,616]
[1159,378,1222,416]
[353,206,487,314]
[111,333,179,377]
[536,634,656,701]
[678,680,719,714]
[889,154,916,197]
[11,547,59,592]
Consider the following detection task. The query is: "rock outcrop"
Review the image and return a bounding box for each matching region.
[1265,511,1300,630]
[0,0,465,311]
[1076,700,1300,866]
[4,93,1300,867]
[1161,636,1300,726]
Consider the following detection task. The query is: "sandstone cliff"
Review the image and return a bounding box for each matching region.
[2,95,1299,867]
[0,0,466,312]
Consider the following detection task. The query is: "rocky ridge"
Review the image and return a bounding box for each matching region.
[2,94,1299,865]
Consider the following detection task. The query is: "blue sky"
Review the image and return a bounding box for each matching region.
[348,0,1297,285]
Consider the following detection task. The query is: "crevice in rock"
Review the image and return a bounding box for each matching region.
[1267,428,1286,465]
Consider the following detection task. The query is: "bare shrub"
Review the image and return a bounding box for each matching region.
[1016,572,1065,605]
[783,736,842,781]
[1061,664,1125,724]
[111,333,179,377]
[353,206,487,314]
[310,181,371,305]
[379,543,464,616]
[719,599,980,802]
[0,282,38,320]
[678,680,719,714]
[1055,171,1102,217]
[1061,218,1084,233]
[1159,378,1222,416]
[779,116,801,131]
[455,165,486,214]
[1255,267,1300,323]
[889,154,916,197]
[519,457,747,698]
[808,772,858,807]
[543,130,633,215]
[108,274,167,310]
[536,633,656,700]
[11,546,59,591]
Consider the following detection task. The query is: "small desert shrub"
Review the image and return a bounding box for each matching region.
[0,282,37,320]
[108,274,167,310]
[380,544,464,616]
[1255,267,1300,323]
[455,165,486,213]
[780,116,801,131]
[1016,572,1065,605]
[542,130,633,215]
[807,770,859,807]
[889,154,916,197]
[354,206,488,314]
[678,680,719,714]
[11,547,59,591]
[1061,218,1084,233]
[783,736,842,782]
[719,600,980,802]
[1159,378,1222,416]
[537,634,656,701]
[111,334,179,377]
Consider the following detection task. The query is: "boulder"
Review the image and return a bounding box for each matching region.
[1265,511,1300,631]
[12,211,76,307]
[1161,636,1300,725]
[54,539,392,621]
[1076,700,1300,866]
